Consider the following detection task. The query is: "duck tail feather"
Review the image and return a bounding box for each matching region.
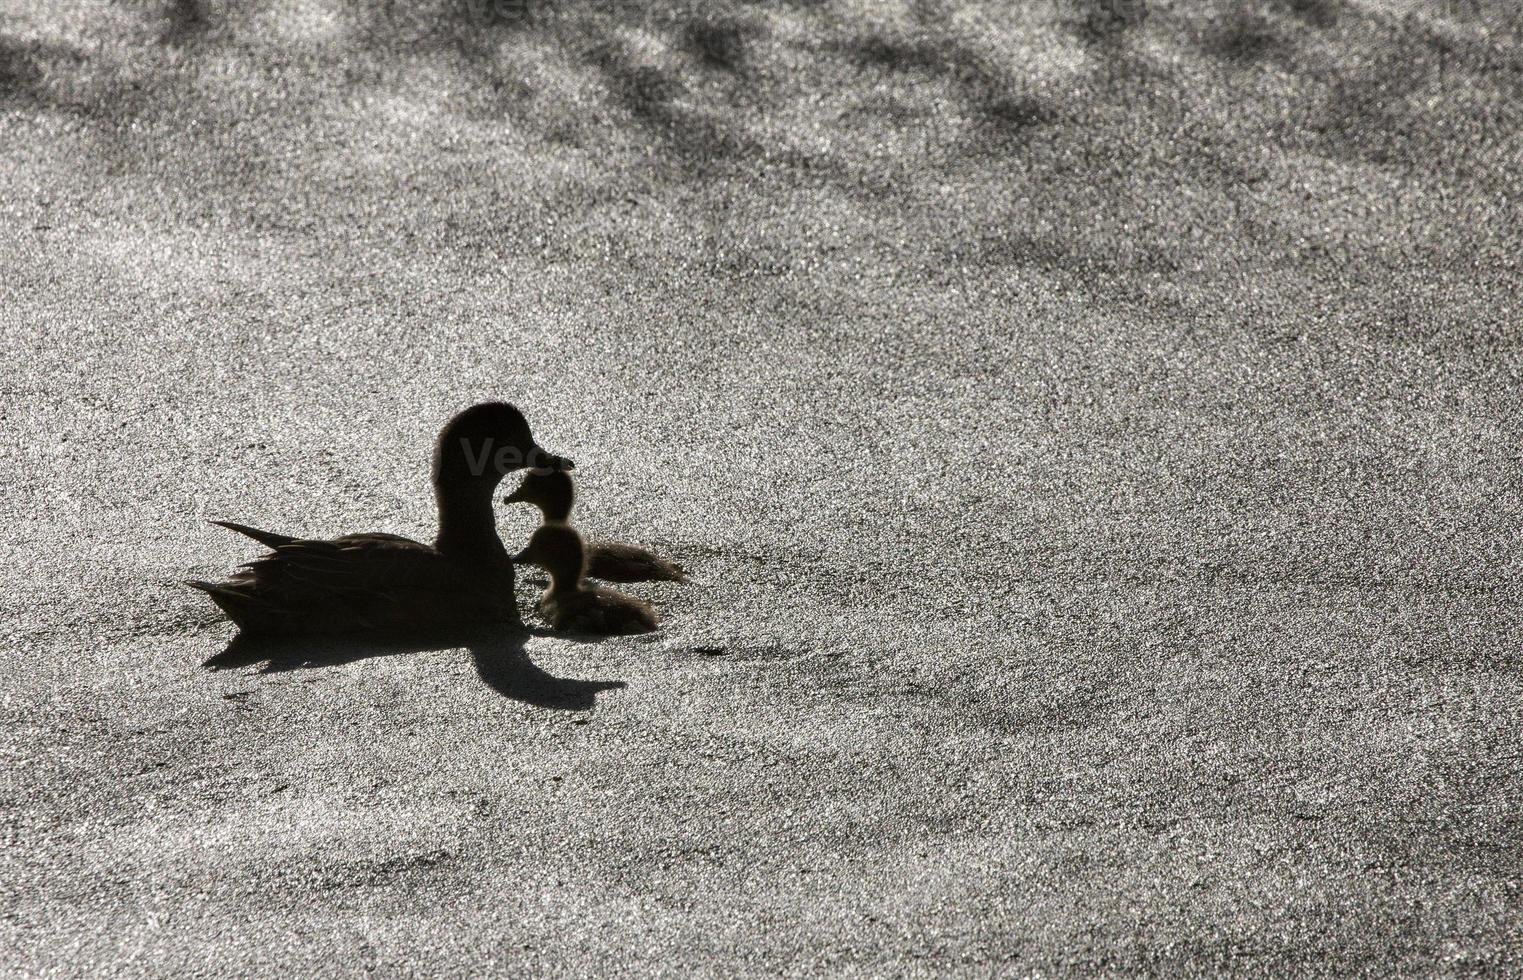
[183,579,254,628]
[210,520,297,549]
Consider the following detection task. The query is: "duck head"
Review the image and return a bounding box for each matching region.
[503,469,576,523]
[432,402,574,491]
[432,402,573,558]
[510,523,588,590]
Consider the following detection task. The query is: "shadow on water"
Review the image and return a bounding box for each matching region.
[204,625,626,711]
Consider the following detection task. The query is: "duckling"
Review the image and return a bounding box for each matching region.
[503,469,688,584]
[187,402,574,636]
[511,523,658,634]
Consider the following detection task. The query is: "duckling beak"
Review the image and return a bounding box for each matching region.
[508,545,532,564]
[503,487,527,505]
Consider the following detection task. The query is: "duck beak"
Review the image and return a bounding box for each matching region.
[529,449,575,474]
[503,487,526,505]
[509,546,530,563]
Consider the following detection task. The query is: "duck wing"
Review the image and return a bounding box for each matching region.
[212,521,419,554]
[236,534,459,593]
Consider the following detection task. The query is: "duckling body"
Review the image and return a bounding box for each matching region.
[188,402,573,636]
[513,524,658,635]
[539,583,660,635]
[504,470,687,584]
[581,540,687,584]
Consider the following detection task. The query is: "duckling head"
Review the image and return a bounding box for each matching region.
[510,523,588,589]
[503,469,576,522]
[432,401,574,493]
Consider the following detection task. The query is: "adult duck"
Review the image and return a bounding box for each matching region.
[503,470,688,584]
[512,523,658,634]
[188,402,574,636]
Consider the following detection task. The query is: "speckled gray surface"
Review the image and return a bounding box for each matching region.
[3,1,1522,974]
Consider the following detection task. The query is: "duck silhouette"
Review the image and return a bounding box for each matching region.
[188,402,573,636]
[512,523,658,635]
[503,469,687,584]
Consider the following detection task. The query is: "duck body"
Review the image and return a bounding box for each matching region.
[504,470,687,584]
[189,525,517,636]
[513,523,658,635]
[188,402,573,637]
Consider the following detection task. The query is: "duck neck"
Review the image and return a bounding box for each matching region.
[434,480,507,564]
[541,497,573,523]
